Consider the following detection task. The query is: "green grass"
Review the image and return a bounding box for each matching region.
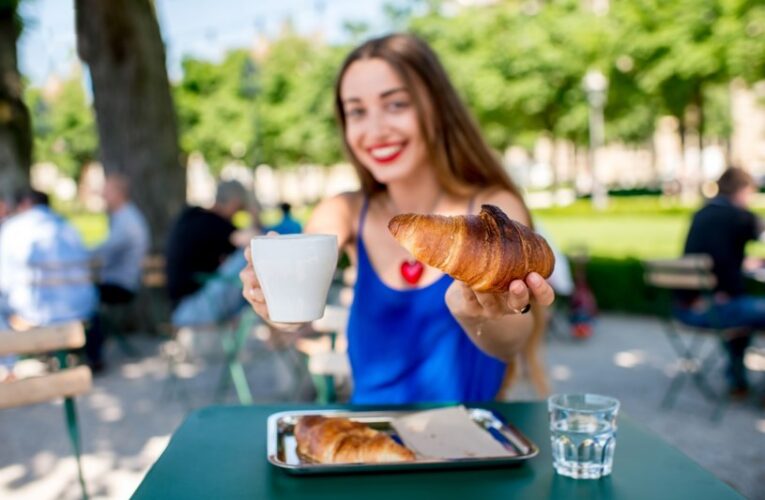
[537,214,690,259]
[536,195,765,259]
[68,211,108,247]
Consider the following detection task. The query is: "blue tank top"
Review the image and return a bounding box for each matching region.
[347,199,507,404]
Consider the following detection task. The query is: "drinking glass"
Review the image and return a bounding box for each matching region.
[548,393,620,479]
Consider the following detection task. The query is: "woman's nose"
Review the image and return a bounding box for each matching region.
[365,109,389,138]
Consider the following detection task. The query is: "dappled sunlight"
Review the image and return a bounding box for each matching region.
[100,405,123,423]
[550,365,572,381]
[744,350,765,372]
[121,359,163,379]
[88,391,125,423]
[104,438,171,498]
[757,420,765,434]
[613,350,646,369]
[31,451,57,477]
[2,438,174,499]
[0,464,26,488]
[142,436,170,461]
[174,362,202,379]
[89,391,120,409]
[4,454,99,500]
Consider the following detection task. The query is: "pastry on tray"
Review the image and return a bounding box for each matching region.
[294,415,416,464]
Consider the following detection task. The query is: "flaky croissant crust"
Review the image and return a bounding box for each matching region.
[294,415,416,464]
[388,204,555,293]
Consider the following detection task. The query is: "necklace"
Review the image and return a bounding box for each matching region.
[387,192,443,286]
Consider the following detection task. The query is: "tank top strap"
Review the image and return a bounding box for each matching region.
[358,196,370,237]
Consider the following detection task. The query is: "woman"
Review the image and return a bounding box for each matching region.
[240,33,555,403]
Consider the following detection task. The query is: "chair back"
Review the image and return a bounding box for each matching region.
[27,259,98,287]
[142,254,167,287]
[0,322,92,409]
[644,254,716,291]
[312,305,350,336]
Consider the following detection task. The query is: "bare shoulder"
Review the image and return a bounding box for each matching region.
[305,191,364,247]
[474,188,530,225]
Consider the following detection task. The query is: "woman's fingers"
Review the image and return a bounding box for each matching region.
[459,282,482,313]
[240,247,269,319]
[525,272,555,307]
[474,289,513,319]
[504,280,531,313]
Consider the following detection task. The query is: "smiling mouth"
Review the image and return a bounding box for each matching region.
[368,143,406,164]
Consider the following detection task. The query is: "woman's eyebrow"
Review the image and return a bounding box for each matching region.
[342,87,409,104]
[380,87,407,98]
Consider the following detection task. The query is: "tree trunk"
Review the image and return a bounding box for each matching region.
[75,0,184,251]
[0,1,31,199]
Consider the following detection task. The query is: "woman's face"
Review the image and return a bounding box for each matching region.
[340,58,430,186]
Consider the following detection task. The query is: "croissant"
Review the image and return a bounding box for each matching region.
[388,204,555,293]
[294,415,416,464]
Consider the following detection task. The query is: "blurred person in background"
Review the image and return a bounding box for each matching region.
[0,189,97,374]
[86,172,150,372]
[167,180,260,327]
[0,194,15,380]
[0,196,11,221]
[677,167,765,398]
[267,202,302,235]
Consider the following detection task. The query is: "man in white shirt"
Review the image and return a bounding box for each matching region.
[87,172,150,371]
[0,189,97,328]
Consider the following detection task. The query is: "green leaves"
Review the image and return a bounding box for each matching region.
[174,35,345,172]
[111,0,765,175]
[26,75,97,179]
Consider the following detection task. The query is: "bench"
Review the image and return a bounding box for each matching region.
[0,322,91,498]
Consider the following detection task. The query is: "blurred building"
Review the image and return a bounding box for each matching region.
[731,80,765,175]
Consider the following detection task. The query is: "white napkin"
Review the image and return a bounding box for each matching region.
[391,406,514,459]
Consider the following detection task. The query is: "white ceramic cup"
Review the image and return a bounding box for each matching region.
[250,234,338,323]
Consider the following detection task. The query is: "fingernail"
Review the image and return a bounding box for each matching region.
[528,273,542,287]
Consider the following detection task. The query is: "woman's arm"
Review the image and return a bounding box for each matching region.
[445,189,555,363]
[304,192,359,248]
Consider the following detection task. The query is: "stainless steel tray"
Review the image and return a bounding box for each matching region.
[267,407,539,474]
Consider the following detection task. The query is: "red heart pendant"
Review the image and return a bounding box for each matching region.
[400,260,425,285]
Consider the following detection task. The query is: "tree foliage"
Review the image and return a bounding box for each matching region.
[23,0,765,179]
[25,74,97,179]
[174,32,346,173]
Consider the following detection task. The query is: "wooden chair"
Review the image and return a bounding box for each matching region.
[0,322,91,499]
[643,254,730,420]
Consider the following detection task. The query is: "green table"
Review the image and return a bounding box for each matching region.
[133,403,743,500]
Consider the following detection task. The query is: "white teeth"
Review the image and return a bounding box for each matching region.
[370,144,403,159]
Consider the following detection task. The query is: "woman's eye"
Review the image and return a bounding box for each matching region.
[345,108,365,119]
[386,100,410,112]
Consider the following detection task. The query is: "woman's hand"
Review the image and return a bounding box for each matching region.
[240,246,270,320]
[445,272,555,322]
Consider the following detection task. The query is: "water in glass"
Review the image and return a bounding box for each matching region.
[548,394,619,479]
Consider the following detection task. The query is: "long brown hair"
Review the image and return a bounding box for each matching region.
[334,33,525,204]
